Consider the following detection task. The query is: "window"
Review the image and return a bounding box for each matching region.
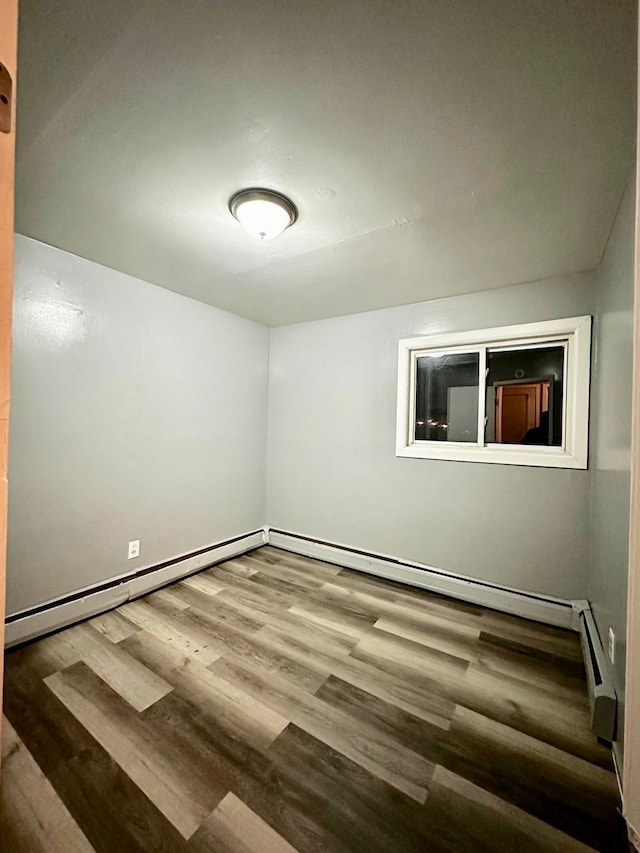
[396,316,591,468]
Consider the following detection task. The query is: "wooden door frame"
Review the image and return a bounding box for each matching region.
[0,0,17,752]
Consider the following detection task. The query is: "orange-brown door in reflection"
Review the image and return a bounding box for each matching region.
[495,381,550,443]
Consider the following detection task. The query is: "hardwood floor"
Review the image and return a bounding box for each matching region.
[1,546,624,851]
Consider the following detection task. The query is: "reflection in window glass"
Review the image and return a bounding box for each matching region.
[485,345,565,446]
[415,352,479,442]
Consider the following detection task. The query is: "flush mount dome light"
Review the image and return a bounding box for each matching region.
[229,188,297,240]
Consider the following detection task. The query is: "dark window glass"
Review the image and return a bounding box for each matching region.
[415,352,479,442]
[485,345,565,446]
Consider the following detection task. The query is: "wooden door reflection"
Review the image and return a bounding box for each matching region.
[495,381,550,444]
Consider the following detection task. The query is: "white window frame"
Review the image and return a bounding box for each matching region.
[396,315,592,469]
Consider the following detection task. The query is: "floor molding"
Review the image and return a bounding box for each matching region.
[4,529,266,646]
[266,528,578,630]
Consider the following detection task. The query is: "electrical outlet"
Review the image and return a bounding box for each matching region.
[128,539,140,560]
[608,627,615,665]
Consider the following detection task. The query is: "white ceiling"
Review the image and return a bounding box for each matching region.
[16,0,636,326]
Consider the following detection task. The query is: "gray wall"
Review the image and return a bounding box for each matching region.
[267,272,596,600]
[7,236,270,615]
[589,175,636,754]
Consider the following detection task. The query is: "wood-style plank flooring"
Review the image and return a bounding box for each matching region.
[1,546,625,851]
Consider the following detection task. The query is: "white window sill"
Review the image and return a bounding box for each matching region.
[396,443,587,469]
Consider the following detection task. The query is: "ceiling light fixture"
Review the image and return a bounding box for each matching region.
[229,188,297,240]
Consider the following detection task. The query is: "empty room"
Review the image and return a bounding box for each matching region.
[1,1,640,851]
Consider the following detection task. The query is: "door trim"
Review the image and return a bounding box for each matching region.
[0,0,18,756]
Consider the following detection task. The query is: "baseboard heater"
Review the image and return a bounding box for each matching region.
[578,607,617,742]
[267,528,577,629]
[4,528,266,647]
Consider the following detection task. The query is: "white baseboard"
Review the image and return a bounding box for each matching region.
[267,529,577,630]
[4,529,266,647]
